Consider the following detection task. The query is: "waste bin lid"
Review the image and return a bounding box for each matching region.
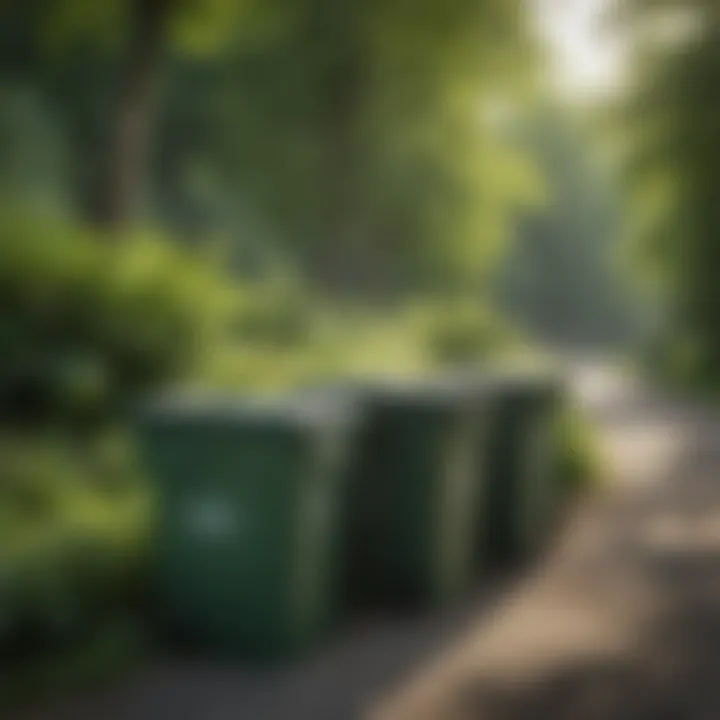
[358,368,565,408]
[473,365,565,404]
[341,374,489,409]
[139,389,357,430]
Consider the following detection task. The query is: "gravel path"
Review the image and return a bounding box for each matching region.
[375,361,720,719]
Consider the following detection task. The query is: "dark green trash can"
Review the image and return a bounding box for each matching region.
[136,393,356,659]
[343,379,485,608]
[481,371,564,565]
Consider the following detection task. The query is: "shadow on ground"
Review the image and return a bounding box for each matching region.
[439,372,720,720]
[17,581,518,720]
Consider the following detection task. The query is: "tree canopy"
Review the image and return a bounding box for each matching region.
[617,0,720,384]
[0,0,542,297]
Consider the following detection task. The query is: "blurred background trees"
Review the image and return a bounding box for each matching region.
[10,0,720,392]
[0,0,559,428]
[616,0,720,388]
[494,105,639,349]
[0,0,540,295]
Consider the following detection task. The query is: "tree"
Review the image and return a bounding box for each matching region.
[496,106,636,347]
[33,0,271,230]
[2,0,542,300]
[618,0,720,384]
[92,0,171,228]
[179,0,541,296]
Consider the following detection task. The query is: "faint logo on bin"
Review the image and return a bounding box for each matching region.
[186,497,242,539]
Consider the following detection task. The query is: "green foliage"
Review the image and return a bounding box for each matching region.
[3,0,542,296]
[0,213,231,425]
[230,280,316,348]
[0,431,151,629]
[496,107,640,348]
[554,403,601,495]
[407,300,518,365]
[40,0,274,56]
[0,430,150,713]
[200,295,519,392]
[619,1,720,388]
[153,0,541,295]
[0,85,69,212]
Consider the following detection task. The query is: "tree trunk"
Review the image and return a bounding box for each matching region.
[304,1,370,297]
[92,0,171,230]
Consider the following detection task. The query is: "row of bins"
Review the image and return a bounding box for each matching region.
[134,370,566,660]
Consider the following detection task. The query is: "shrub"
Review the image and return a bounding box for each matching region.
[408,299,518,365]
[0,431,151,644]
[554,403,602,495]
[229,279,316,348]
[0,214,231,427]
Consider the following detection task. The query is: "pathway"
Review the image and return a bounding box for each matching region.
[374,360,720,719]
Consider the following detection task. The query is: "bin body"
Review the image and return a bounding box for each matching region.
[137,397,353,659]
[482,375,563,564]
[344,382,481,607]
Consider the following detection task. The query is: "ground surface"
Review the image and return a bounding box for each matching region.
[18,360,720,719]
[376,360,720,719]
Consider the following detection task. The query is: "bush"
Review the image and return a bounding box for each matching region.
[0,432,151,645]
[201,297,520,391]
[229,280,316,348]
[408,300,518,366]
[554,403,602,495]
[0,214,232,427]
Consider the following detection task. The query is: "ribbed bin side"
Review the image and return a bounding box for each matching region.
[343,383,482,609]
[482,376,564,566]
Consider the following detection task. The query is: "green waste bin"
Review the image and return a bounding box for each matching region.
[136,392,357,659]
[343,379,484,608]
[481,371,564,565]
